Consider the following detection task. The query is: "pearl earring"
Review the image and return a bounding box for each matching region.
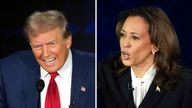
[152,51,155,55]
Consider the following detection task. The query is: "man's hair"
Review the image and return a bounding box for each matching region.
[115,6,182,90]
[24,10,71,42]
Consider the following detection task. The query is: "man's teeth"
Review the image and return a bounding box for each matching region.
[44,58,55,64]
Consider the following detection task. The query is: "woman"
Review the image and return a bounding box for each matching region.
[98,6,192,108]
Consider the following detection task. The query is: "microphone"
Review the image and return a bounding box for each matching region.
[128,83,134,91]
[36,79,45,108]
[36,79,45,92]
[69,101,74,108]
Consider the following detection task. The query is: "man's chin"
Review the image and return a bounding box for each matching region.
[42,65,59,72]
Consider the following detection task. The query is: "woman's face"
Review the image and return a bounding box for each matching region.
[120,16,156,68]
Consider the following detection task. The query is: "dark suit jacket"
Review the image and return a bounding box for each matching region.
[98,53,192,108]
[0,49,95,108]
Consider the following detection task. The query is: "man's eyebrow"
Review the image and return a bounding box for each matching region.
[46,40,56,43]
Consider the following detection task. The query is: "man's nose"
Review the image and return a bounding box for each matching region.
[42,45,50,58]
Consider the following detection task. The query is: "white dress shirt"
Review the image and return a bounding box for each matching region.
[40,50,72,108]
[131,64,156,108]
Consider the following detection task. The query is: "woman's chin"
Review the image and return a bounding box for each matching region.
[122,60,132,66]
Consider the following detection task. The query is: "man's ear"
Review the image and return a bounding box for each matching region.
[65,35,72,48]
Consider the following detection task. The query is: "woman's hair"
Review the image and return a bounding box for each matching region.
[24,10,71,42]
[115,6,182,90]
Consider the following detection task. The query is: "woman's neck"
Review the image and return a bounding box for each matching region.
[132,61,154,78]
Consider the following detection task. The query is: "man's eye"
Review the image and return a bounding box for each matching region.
[52,42,56,45]
[48,42,56,46]
[32,45,42,49]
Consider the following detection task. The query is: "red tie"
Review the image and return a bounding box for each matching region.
[45,72,60,108]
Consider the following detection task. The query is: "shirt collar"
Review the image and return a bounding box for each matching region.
[131,64,156,82]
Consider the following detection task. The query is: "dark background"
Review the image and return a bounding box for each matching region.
[98,0,192,68]
[0,0,95,59]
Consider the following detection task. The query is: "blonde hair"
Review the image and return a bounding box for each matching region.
[24,10,71,41]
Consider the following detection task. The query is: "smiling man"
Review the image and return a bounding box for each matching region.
[0,10,95,108]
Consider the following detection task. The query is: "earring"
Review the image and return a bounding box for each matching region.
[152,51,155,55]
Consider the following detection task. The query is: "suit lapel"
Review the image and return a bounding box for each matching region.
[139,82,166,108]
[118,68,135,108]
[22,52,40,108]
[118,68,167,108]
[70,50,87,108]
[70,76,87,107]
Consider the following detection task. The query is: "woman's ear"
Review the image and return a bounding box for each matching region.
[152,45,159,55]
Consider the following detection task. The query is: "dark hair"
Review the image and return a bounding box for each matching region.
[115,6,182,90]
[24,10,71,42]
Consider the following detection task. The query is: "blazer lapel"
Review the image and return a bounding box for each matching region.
[118,68,135,108]
[139,82,166,108]
[70,50,88,108]
[118,68,166,108]
[23,54,40,108]
[70,76,87,108]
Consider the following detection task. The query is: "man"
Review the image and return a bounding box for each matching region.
[0,10,95,108]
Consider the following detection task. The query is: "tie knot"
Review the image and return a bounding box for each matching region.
[49,72,58,81]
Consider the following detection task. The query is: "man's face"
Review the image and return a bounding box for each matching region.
[29,27,71,73]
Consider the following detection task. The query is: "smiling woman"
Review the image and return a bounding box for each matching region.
[98,6,192,108]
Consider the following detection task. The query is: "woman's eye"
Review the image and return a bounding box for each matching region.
[132,36,140,40]
[119,33,125,37]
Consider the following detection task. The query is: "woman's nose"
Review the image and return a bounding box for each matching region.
[122,38,131,48]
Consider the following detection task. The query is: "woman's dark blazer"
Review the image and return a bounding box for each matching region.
[98,53,192,108]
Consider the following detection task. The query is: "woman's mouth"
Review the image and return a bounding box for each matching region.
[121,51,130,60]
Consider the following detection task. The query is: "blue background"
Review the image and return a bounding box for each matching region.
[0,0,95,59]
[98,0,192,68]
